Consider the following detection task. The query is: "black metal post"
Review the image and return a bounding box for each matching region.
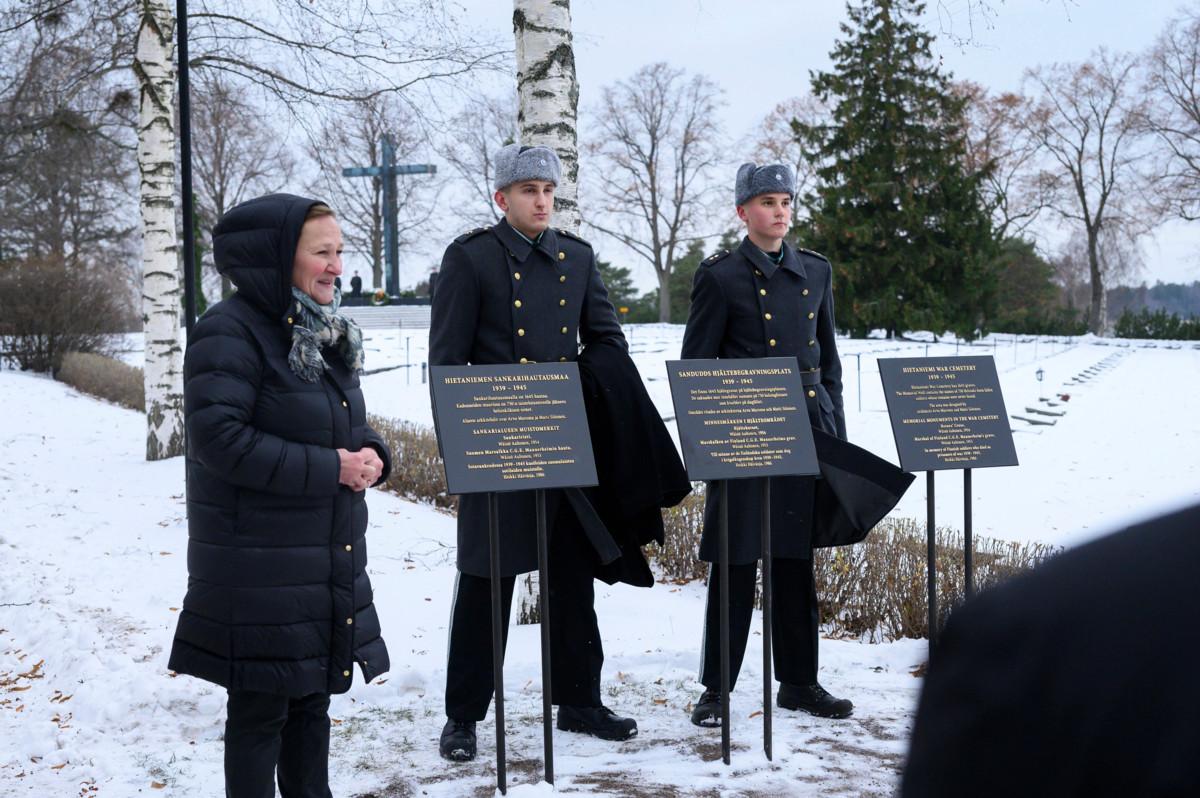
[535,488,554,785]
[855,353,862,413]
[176,0,196,334]
[760,478,772,761]
[926,471,938,654]
[720,479,731,765]
[487,492,507,795]
[964,469,974,599]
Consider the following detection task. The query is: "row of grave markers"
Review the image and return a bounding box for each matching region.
[430,355,1018,794]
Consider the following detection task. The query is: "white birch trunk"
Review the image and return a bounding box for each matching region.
[514,0,581,234]
[136,0,185,461]
[513,0,581,623]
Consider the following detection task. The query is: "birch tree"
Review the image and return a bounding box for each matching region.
[511,0,583,623]
[135,0,184,460]
[1024,50,1159,334]
[513,0,581,232]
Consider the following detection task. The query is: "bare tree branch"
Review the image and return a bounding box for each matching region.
[1142,6,1200,221]
[583,62,725,322]
[1023,48,1161,333]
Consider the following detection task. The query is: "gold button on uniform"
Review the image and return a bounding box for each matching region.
[519,357,528,364]
[341,400,348,408]
[803,288,809,296]
[345,544,352,552]
[559,356,567,362]
[769,339,777,347]
[807,389,816,398]
[287,316,294,324]
[514,300,522,308]
[755,269,763,277]
[560,326,569,334]
[559,299,566,306]
[808,312,815,319]
[759,288,767,296]
[346,618,353,625]
[764,313,772,320]
[514,272,521,280]
[517,328,525,336]
[559,275,566,283]
[343,670,350,677]
[558,252,566,260]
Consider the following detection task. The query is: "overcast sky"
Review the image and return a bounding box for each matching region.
[400,0,1200,291]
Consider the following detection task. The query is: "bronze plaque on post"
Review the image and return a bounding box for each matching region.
[666,358,819,481]
[878,356,1019,472]
[430,363,598,494]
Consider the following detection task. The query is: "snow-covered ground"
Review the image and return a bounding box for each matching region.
[3,325,1198,796]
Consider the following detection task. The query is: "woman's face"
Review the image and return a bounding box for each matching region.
[292,214,343,305]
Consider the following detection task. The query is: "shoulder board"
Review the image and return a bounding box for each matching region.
[455,227,489,244]
[701,249,731,267]
[556,228,593,248]
[798,247,830,263]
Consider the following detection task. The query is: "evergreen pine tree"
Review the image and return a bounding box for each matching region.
[796,0,998,339]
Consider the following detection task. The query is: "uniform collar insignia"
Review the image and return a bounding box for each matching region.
[494,219,559,265]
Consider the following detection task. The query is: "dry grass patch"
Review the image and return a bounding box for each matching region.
[56,352,144,411]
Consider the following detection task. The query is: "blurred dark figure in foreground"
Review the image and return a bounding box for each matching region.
[902,502,1200,798]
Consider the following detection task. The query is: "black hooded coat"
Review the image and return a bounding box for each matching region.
[167,193,392,697]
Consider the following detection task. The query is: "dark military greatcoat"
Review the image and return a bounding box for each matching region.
[681,237,846,563]
[430,218,626,577]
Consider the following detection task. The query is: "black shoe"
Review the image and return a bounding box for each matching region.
[690,689,724,728]
[777,682,854,719]
[439,718,477,761]
[557,705,638,741]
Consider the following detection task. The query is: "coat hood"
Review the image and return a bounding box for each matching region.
[212,193,326,317]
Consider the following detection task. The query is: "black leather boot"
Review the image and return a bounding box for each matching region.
[557,705,638,740]
[438,718,477,761]
[777,682,853,719]
[689,689,723,728]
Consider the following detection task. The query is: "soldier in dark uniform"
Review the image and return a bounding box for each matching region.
[682,162,853,726]
[429,144,637,761]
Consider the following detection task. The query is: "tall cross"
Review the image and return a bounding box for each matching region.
[342,136,436,297]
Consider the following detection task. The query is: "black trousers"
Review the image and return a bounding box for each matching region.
[700,556,819,692]
[445,507,603,721]
[224,690,332,798]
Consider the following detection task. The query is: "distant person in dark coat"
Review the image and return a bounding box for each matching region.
[350,270,363,297]
[168,194,392,797]
[430,144,636,762]
[682,162,852,726]
[902,502,1200,798]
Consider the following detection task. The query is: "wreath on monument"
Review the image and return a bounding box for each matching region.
[371,288,389,306]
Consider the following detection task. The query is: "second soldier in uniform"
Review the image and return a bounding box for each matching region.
[429,144,638,761]
[681,162,854,726]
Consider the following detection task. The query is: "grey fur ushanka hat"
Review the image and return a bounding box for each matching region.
[493,144,562,191]
[735,162,795,206]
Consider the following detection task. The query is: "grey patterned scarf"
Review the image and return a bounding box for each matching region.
[287,286,365,382]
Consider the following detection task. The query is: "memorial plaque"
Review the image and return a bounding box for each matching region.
[430,363,598,494]
[878,356,1019,472]
[666,358,819,481]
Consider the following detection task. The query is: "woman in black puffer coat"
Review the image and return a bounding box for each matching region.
[168,194,391,797]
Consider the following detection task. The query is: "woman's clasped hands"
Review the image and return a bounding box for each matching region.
[337,447,384,492]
